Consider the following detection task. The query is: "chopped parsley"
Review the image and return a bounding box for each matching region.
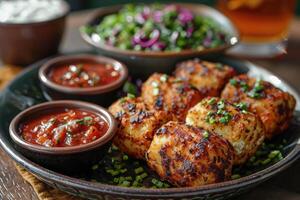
[207,97,216,105]
[134,167,144,174]
[231,174,241,179]
[234,102,248,110]
[234,102,249,114]
[120,97,126,104]
[247,79,264,99]
[203,130,209,138]
[217,100,225,110]
[206,111,216,124]
[205,99,232,125]
[231,77,265,99]
[215,100,232,124]
[76,116,93,126]
[93,145,171,188]
[151,79,161,96]
[160,74,168,82]
[151,178,167,188]
[127,93,135,99]
[151,81,159,87]
[215,63,224,70]
[240,81,249,92]
[219,113,232,124]
[119,93,137,104]
[229,78,238,86]
[123,81,138,96]
[230,78,249,92]
[231,139,285,180]
[153,88,160,96]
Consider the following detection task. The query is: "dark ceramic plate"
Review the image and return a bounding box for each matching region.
[0,55,300,200]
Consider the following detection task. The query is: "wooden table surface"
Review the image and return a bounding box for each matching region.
[1,10,300,200]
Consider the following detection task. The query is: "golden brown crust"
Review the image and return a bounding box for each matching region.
[141,73,203,122]
[146,121,234,187]
[174,59,236,97]
[221,74,296,139]
[186,97,265,165]
[109,97,169,159]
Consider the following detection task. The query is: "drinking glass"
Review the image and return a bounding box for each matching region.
[217,0,296,58]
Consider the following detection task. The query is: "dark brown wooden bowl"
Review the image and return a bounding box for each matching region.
[80,4,240,78]
[0,1,69,66]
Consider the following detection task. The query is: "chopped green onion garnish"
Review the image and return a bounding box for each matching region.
[112,145,119,151]
[123,81,138,96]
[230,79,237,86]
[153,88,160,96]
[261,158,271,165]
[268,150,280,159]
[208,117,216,124]
[124,176,133,181]
[120,98,126,103]
[123,155,129,160]
[203,130,209,138]
[247,79,264,99]
[92,164,98,170]
[219,113,232,124]
[140,172,148,179]
[120,180,131,187]
[217,100,225,110]
[207,98,216,105]
[216,63,223,70]
[234,102,248,112]
[231,174,241,179]
[106,169,120,176]
[151,81,159,87]
[132,180,140,187]
[239,81,249,92]
[134,167,144,174]
[160,74,168,82]
[127,93,135,99]
[249,156,256,162]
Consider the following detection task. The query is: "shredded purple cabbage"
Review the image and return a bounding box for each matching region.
[132,29,161,48]
[178,8,194,24]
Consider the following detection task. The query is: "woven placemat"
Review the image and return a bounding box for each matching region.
[15,164,82,200]
[0,65,82,200]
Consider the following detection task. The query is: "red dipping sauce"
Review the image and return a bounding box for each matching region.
[49,62,121,88]
[20,109,109,147]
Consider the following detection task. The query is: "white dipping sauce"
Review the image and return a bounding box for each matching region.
[0,0,67,23]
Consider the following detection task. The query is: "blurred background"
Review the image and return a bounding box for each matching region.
[66,0,300,14]
[67,0,300,13]
[64,0,300,59]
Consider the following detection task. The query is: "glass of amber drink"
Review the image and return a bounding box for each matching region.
[217,0,296,58]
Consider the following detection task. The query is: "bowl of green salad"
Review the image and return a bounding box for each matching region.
[80,3,239,78]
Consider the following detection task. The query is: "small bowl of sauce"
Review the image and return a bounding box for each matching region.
[39,54,128,106]
[22,109,109,148]
[9,100,117,172]
[50,62,121,89]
